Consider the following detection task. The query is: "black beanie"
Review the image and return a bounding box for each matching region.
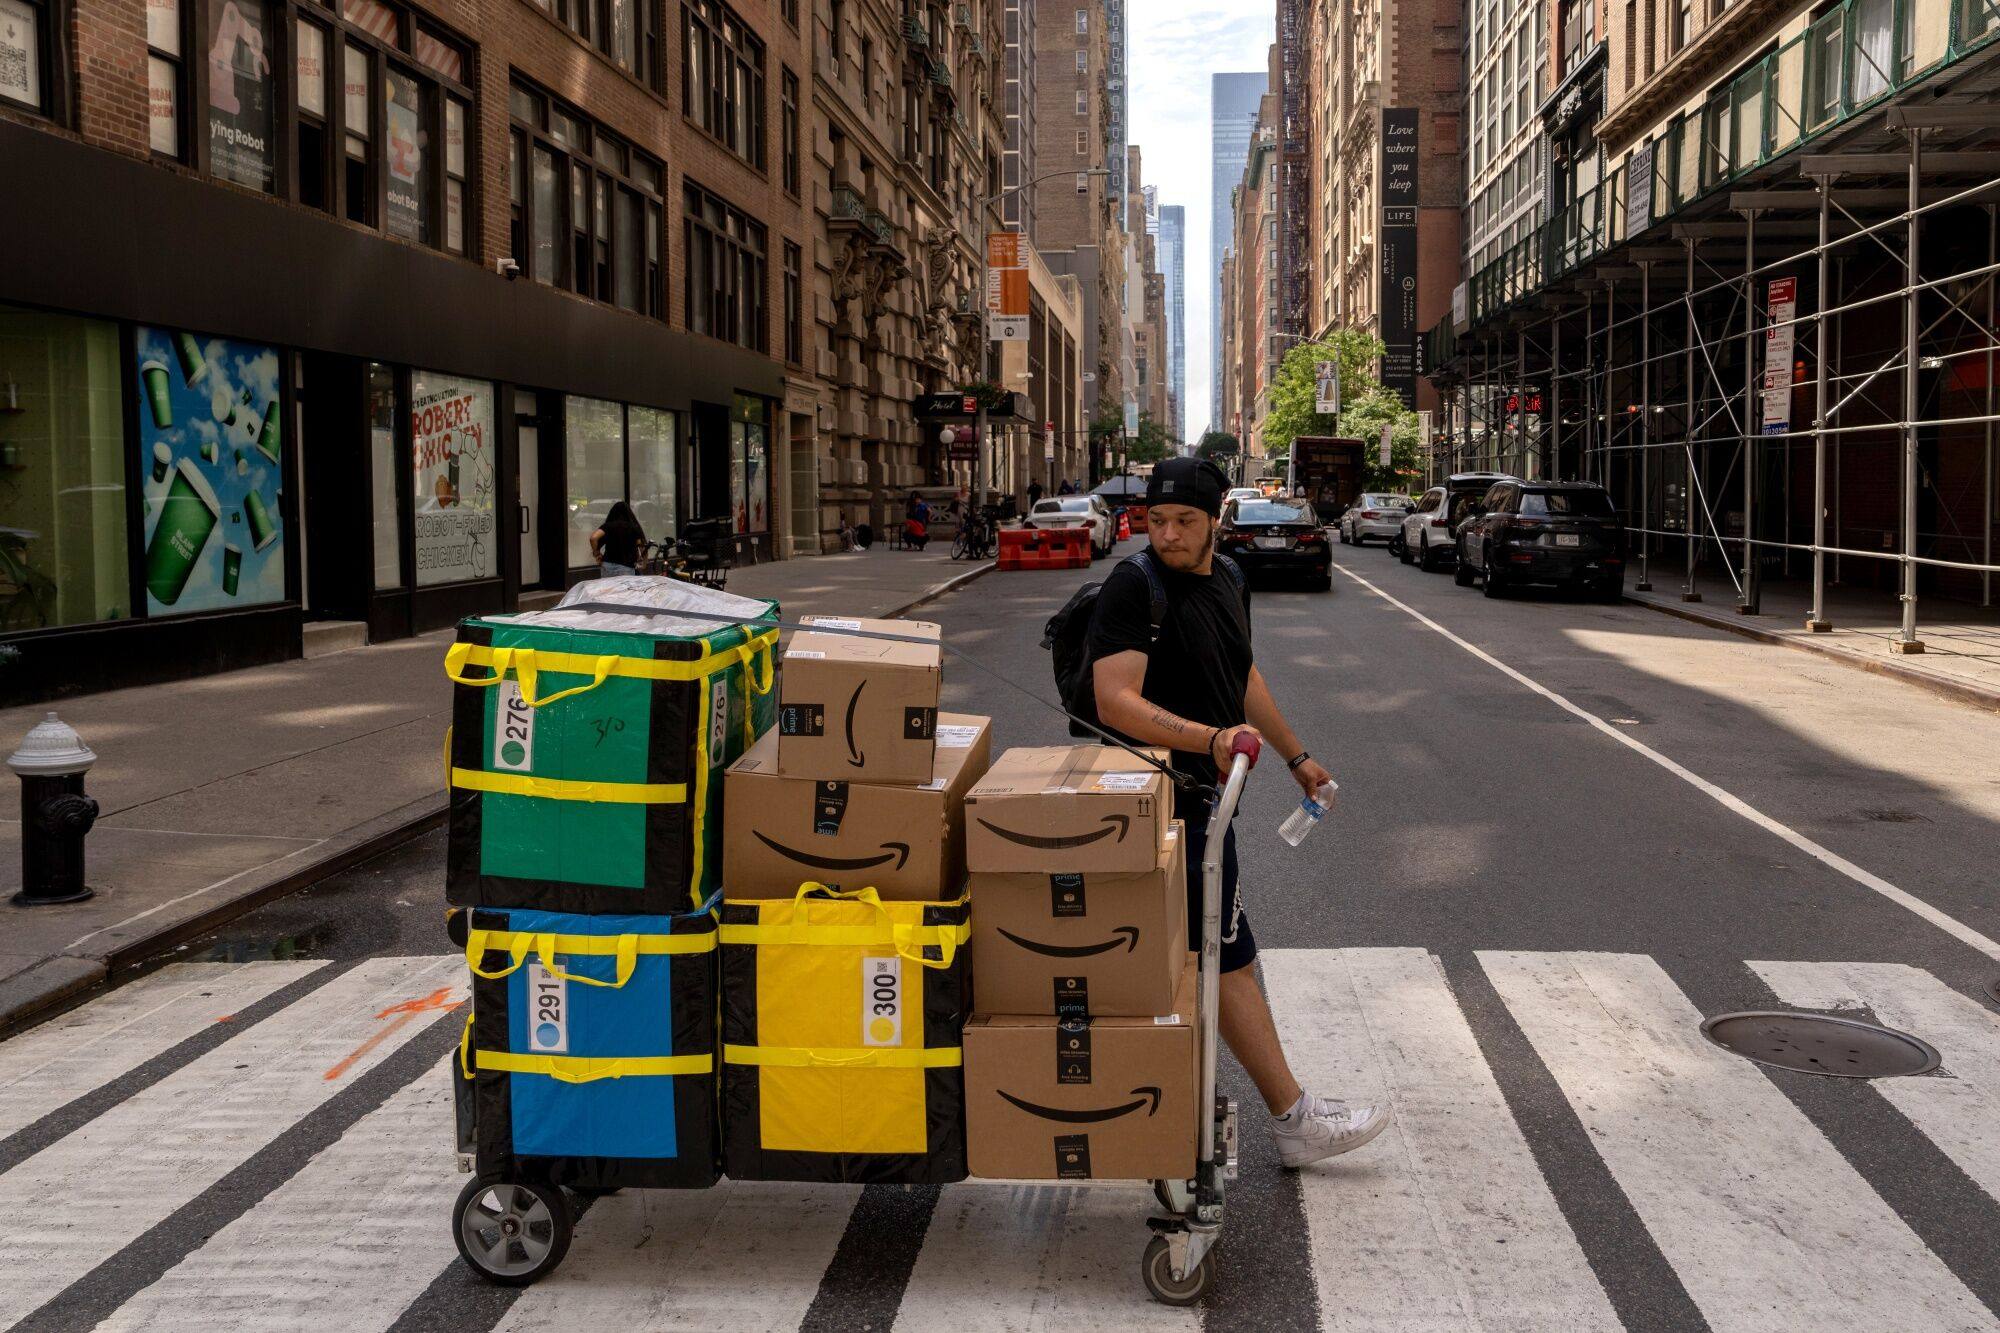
[1145,457,1229,517]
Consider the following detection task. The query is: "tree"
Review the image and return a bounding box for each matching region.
[1195,430,1240,463]
[1127,411,1173,466]
[1260,329,1424,490]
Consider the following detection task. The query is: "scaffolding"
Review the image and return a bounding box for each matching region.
[1426,0,2000,651]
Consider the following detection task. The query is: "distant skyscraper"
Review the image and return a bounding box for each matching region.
[1107,0,1128,228]
[1003,0,1036,240]
[1211,71,1265,433]
[1159,204,1186,442]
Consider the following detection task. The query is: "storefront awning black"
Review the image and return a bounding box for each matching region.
[912,391,1033,422]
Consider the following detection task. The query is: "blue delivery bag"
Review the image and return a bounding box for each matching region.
[460,898,720,1190]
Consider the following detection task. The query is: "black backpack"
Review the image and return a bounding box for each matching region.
[1042,549,1246,739]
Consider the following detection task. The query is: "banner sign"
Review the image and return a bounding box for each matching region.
[1627,141,1656,238]
[986,231,1029,342]
[1762,277,1796,435]
[411,372,497,584]
[1379,108,1420,408]
[1379,423,1393,467]
[1314,360,1340,416]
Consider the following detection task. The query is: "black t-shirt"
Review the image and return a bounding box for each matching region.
[1085,555,1253,785]
[599,519,643,567]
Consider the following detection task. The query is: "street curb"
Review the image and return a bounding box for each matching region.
[0,793,448,1033]
[1624,592,2000,715]
[880,560,998,618]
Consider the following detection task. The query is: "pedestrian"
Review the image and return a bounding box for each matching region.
[590,500,645,578]
[1086,455,1388,1167]
[1028,478,1045,510]
[1057,478,1075,496]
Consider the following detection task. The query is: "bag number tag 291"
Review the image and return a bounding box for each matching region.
[862,956,902,1047]
[527,963,568,1054]
[494,680,536,772]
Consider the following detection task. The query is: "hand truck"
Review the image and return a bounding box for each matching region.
[1138,730,1257,1305]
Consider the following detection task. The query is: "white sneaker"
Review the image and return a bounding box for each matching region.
[1270,1093,1391,1168]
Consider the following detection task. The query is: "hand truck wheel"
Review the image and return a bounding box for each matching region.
[453,1175,573,1286]
[1140,1233,1214,1306]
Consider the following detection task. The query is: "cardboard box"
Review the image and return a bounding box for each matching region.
[970,821,1186,1017]
[965,961,1197,1181]
[724,712,991,899]
[777,616,942,786]
[963,745,1172,873]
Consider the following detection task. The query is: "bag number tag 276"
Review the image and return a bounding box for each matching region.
[862,956,902,1047]
[494,680,536,772]
[527,962,568,1054]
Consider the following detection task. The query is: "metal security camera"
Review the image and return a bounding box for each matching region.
[496,257,522,280]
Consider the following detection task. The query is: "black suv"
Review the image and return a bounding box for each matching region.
[1454,480,1625,599]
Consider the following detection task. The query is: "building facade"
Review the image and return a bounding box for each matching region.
[1465,0,1547,277]
[1302,0,1463,410]
[1219,117,1279,467]
[1209,70,1265,431]
[1,0,812,697]
[1002,0,1036,239]
[1158,203,1187,443]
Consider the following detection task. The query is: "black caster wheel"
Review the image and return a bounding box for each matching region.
[1141,1234,1214,1306]
[454,1176,573,1286]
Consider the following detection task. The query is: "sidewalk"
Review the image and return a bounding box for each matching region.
[0,546,991,1027]
[1625,568,2000,712]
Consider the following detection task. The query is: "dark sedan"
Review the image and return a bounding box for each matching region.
[1454,480,1625,599]
[1218,498,1332,591]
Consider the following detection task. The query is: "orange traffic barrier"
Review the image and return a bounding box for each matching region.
[998,526,1091,571]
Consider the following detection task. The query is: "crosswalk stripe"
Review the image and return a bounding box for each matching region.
[92,1059,462,1333]
[0,961,324,1138]
[1262,947,1622,1331]
[895,1182,1196,1331]
[0,955,463,1327]
[1483,951,2000,1333]
[492,1181,859,1330]
[1753,960,2000,1208]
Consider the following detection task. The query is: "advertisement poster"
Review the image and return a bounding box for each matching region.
[206,0,273,191]
[1379,108,1421,408]
[411,372,496,584]
[1314,360,1340,416]
[135,327,285,615]
[985,231,1030,342]
[1,0,41,106]
[1762,277,1797,435]
[385,69,423,241]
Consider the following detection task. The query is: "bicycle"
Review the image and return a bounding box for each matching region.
[950,504,999,561]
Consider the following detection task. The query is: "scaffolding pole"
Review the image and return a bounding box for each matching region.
[1987,202,1995,609]
[1740,210,1761,614]
[1810,176,1832,631]
[1683,237,1701,601]
[1898,129,1925,653]
[1637,260,1653,591]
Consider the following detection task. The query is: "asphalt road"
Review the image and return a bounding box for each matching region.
[13,534,2000,1332]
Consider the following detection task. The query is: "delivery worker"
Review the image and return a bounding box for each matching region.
[1087,455,1389,1167]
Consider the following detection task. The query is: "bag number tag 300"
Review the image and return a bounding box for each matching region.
[862,956,902,1047]
[527,963,568,1054]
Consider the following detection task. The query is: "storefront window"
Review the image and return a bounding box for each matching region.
[207,0,276,192]
[729,393,767,533]
[410,370,495,584]
[133,326,285,614]
[367,362,400,588]
[0,307,129,630]
[0,0,46,114]
[565,396,626,567]
[627,406,677,544]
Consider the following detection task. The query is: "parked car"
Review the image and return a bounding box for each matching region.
[1024,495,1117,557]
[1397,472,1514,571]
[1224,487,1265,508]
[1218,497,1332,591]
[1454,480,1625,599]
[1338,493,1414,545]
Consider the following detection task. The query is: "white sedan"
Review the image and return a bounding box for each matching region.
[1024,495,1117,558]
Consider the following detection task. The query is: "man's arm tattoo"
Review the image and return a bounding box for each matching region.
[1146,703,1190,736]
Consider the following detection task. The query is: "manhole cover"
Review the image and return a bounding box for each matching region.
[1986,978,2000,1011]
[1700,1011,1939,1079]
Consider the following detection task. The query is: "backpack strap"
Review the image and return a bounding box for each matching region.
[1129,549,1171,643]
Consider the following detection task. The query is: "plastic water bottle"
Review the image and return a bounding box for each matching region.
[1277,781,1339,847]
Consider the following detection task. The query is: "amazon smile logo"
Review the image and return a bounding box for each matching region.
[976,814,1130,850]
[995,926,1139,958]
[751,831,911,872]
[997,1086,1161,1124]
[843,681,866,767]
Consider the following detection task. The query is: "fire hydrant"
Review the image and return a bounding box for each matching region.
[9,712,98,906]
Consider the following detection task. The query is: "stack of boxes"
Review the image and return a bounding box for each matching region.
[961,746,1197,1182]
[445,585,781,1191]
[720,616,993,1183]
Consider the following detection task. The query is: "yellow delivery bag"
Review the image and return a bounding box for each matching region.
[719,883,969,1183]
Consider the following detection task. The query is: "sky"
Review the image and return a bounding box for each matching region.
[1126,2,1274,439]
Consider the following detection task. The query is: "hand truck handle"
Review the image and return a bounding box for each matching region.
[1227,732,1262,766]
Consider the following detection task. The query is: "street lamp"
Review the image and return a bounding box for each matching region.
[962,167,1112,514]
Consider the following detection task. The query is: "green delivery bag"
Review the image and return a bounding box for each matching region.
[445,578,779,915]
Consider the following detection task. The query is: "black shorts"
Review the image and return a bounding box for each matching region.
[1181,805,1256,974]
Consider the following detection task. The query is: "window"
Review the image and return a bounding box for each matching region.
[1074,48,1085,71]
[410,371,496,584]
[1074,7,1087,32]
[684,0,765,168]
[0,0,54,115]
[783,240,803,365]
[684,180,768,350]
[0,306,128,629]
[208,0,277,190]
[730,393,767,534]
[565,398,678,565]
[830,0,843,62]
[146,0,185,156]
[295,18,330,208]
[860,35,872,110]
[1075,128,1086,153]
[545,0,655,83]
[780,0,796,27]
[508,78,666,315]
[1672,0,1692,52]
[1075,88,1087,114]
[781,66,800,195]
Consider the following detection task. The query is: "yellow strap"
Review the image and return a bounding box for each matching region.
[449,767,687,805]
[722,1043,962,1069]
[475,1050,712,1083]
[464,926,715,985]
[717,921,970,952]
[459,1008,474,1079]
[445,633,781,701]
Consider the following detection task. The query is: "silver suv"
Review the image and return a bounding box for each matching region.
[1397,472,1515,571]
